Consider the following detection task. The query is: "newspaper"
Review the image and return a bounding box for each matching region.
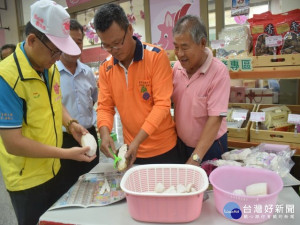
[49,172,125,210]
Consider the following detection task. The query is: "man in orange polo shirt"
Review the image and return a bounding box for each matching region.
[94,4,181,168]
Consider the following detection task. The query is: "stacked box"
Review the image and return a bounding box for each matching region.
[227,103,256,142]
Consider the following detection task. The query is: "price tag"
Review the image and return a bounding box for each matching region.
[211,40,225,49]
[250,112,265,122]
[288,114,300,124]
[232,111,247,121]
[265,35,282,47]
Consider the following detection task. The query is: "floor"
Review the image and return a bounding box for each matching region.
[0,169,18,225]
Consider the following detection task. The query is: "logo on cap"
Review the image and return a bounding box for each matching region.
[34,14,46,31]
[62,19,70,35]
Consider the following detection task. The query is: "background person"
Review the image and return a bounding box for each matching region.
[57,19,99,189]
[0,1,95,224]
[0,44,16,60]
[172,15,230,166]
[94,3,181,169]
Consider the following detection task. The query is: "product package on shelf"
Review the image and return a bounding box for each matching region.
[229,86,246,103]
[216,25,252,59]
[247,9,300,56]
[227,103,256,141]
[242,80,257,88]
[248,11,278,56]
[261,105,292,131]
[278,9,300,54]
[227,107,249,129]
[250,104,300,149]
[245,88,274,104]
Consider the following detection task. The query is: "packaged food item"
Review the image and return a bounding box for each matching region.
[279,9,300,54]
[229,86,246,103]
[260,105,292,130]
[248,9,300,55]
[244,144,295,177]
[281,32,300,54]
[227,107,249,128]
[222,148,252,161]
[209,143,295,177]
[248,11,279,56]
[210,159,243,167]
[216,25,252,58]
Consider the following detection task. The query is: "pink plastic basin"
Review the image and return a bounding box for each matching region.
[120,164,209,223]
[209,166,283,224]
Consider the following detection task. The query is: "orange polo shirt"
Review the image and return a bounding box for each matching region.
[97,37,176,158]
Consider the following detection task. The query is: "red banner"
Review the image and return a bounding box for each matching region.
[81,47,109,64]
[65,0,91,8]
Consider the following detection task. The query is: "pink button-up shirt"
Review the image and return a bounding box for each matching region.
[172,47,230,147]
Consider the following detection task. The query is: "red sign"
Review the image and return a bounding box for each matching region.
[65,0,91,7]
[81,47,109,64]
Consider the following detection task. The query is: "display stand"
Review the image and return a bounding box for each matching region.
[229,54,300,155]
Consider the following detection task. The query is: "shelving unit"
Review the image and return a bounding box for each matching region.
[230,67,300,80]
[228,54,300,155]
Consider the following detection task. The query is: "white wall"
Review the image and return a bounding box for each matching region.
[22,0,67,23]
[0,0,18,45]
[271,0,300,13]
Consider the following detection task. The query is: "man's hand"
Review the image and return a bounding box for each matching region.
[69,122,88,144]
[125,141,139,169]
[99,126,116,159]
[62,146,97,162]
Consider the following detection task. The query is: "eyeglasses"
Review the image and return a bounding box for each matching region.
[100,28,127,52]
[36,34,62,58]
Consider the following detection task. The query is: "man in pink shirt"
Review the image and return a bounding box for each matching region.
[172,15,230,166]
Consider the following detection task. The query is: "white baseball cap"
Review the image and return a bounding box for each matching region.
[30,0,80,56]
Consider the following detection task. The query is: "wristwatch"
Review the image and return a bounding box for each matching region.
[192,153,202,165]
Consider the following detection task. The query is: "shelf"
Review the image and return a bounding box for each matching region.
[230,66,300,79]
[228,55,300,156]
[230,54,300,79]
[228,139,300,155]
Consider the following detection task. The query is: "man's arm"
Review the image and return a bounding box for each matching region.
[141,49,173,136]
[124,50,172,166]
[0,76,93,162]
[126,129,148,167]
[62,105,88,144]
[186,60,230,165]
[97,63,117,156]
[186,116,223,166]
[0,128,94,162]
[99,126,114,158]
